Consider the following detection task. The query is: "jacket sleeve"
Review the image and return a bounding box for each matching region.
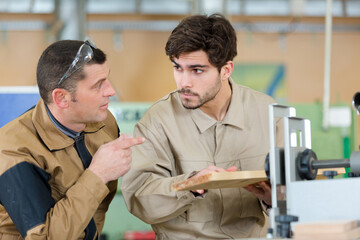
[93,179,118,233]
[0,159,110,240]
[121,122,204,224]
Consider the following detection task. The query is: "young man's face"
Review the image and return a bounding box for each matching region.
[171,50,222,109]
[68,61,115,124]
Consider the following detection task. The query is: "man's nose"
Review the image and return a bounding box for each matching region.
[104,80,116,97]
[179,71,193,89]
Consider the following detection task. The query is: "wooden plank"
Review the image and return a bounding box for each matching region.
[172,170,268,191]
[172,167,347,191]
[294,227,360,240]
[293,220,358,234]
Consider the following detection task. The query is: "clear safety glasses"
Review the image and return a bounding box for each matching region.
[57,40,97,87]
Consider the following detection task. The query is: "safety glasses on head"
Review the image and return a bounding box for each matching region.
[57,39,97,87]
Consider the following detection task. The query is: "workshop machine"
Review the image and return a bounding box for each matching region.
[266,92,360,238]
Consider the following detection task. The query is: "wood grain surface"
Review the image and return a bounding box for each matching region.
[172,170,268,191]
[293,220,360,240]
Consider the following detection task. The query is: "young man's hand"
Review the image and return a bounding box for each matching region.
[243,181,271,206]
[191,165,237,195]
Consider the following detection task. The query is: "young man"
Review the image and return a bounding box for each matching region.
[121,14,282,239]
[0,40,144,239]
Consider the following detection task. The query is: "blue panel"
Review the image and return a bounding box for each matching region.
[0,93,40,128]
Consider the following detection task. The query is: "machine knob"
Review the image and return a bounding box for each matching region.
[264,153,270,180]
[275,215,299,238]
[297,148,318,180]
[323,170,338,179]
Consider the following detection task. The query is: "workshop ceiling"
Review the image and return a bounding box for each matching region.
[0,0,359,17]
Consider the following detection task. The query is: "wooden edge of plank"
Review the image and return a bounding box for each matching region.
[293,220,358,234]
[172,172,213,191]
[172,170,267,191]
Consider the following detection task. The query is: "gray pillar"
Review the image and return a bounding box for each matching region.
[56,0,87,40]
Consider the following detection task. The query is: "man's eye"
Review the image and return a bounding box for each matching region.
[95,81,104,89]
[194,69,203,73]
[174,66,182,71]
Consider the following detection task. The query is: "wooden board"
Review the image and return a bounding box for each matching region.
[293,220,360,240]
[294,227,360,240]
[172,170,268,191]
[293,220,358,234]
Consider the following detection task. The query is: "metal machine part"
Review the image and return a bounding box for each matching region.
[266,148,360,181]
[267,104,296,238]
[352,91,360,115]
[275,215,298,238]
[350,151,360,172]
[296,148,318,180]
[296,148,360,180]
[265,149,285,184]
[267,101,360,239]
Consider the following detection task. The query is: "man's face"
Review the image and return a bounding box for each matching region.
[172,50,222,109]
[68,61,115,124]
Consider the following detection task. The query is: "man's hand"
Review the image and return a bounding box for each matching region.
[191,165,237,195]
[243,181,271,206]
[89,134,145,184]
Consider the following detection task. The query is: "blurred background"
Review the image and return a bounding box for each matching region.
[0,0,360,239]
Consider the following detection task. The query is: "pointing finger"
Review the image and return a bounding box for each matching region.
[118,134,126,141]
[116,136,145,149]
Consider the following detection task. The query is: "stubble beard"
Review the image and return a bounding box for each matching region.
[179,76,222,110]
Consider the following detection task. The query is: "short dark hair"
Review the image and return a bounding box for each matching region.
[36,40,106,104]
[165,14,237,71]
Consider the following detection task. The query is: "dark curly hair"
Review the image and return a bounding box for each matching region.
[165,14,237,72]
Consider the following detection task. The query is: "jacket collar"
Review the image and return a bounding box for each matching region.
[189,78,245,133]
[32,99,105,151]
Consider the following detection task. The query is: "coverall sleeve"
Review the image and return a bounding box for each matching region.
[121,122,203,224]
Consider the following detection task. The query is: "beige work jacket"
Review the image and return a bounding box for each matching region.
[122,80,282,240]
[0,99,119,239]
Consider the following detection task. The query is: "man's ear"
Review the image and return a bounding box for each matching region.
[52,88,70,109]
[221,61,234,81]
